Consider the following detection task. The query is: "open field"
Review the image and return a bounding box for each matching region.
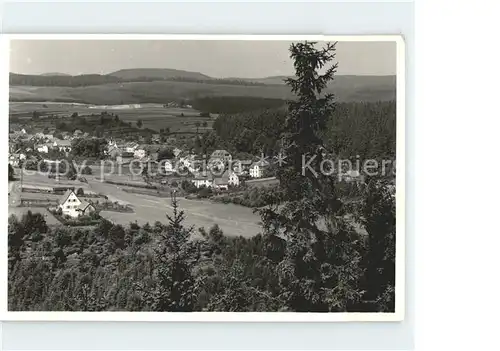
[87,179,262,237]
[9,75,396,105]
[19,171,91,190]
[9,102,213,133]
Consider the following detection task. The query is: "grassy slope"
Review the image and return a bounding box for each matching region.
[10,75,396,104]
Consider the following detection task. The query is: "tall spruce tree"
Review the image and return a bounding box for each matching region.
[148,193,197,311]
[258,42,364,312]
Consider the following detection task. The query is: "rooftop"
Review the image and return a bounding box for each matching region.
[59,189,76,204]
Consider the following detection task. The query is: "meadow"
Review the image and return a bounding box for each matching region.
[84,178,263,237]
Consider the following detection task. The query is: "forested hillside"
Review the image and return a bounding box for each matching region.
[212,100,396,159]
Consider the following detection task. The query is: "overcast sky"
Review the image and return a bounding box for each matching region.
[10,40,396,77]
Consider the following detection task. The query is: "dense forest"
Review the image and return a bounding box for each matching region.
[190,96,286,114]
[212,100,396,160]
[8,42,397,312]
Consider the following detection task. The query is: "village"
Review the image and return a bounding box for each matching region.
[8,118,282,234]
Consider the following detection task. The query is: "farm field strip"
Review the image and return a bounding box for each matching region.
[9,102,212,132]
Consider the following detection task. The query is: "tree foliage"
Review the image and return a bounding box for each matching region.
[71,138,108,158]
[139,195,197,311]
[8,164,15,180]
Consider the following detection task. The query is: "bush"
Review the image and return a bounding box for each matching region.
[197,187,212,199]
[76,188,84,196]
[181,180,198,194]
[81,165,92,175]
[134,229,151,245]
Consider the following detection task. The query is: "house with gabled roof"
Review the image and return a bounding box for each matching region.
[78,201,96,216]
[52,138,72,152]
[58,189,95,218]
[58,189,82,218]
[210,149,232,163]
[228,170,240,186]
[249,159,270,178]
[192,172,214,188]
[125,142,139,153]
[232,159,253,175]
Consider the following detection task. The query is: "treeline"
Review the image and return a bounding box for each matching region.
[213,101,396,160]
[190,96,287,114]
[212,186,274,208]
[10,73,274,88]
[168,77,269,86]
[10,73,122,87]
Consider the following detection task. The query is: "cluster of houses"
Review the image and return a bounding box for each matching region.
[9,125,276,194]
[106,140,182,164]
[8,128,87,165]
[189,150,271,190]
[104,139,272,189]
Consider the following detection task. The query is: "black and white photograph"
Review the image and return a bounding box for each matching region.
[5,35,404,320]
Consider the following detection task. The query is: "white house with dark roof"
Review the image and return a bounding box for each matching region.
[228,171,240,186]
[59,189,82,218]
[192,172,214,188]
[214,171,229,190]
[163,159,175,173]
[249,159,270,178]
[35,144,49,154]
[52,139,72,152]
[210,149,232,163]
[58,189,95,218]
[213,170,239,190]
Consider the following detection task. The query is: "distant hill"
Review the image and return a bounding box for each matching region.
[9,68,396,104]
[109,68,211,81]
[40,72,71,77]
[9,75,396,105]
